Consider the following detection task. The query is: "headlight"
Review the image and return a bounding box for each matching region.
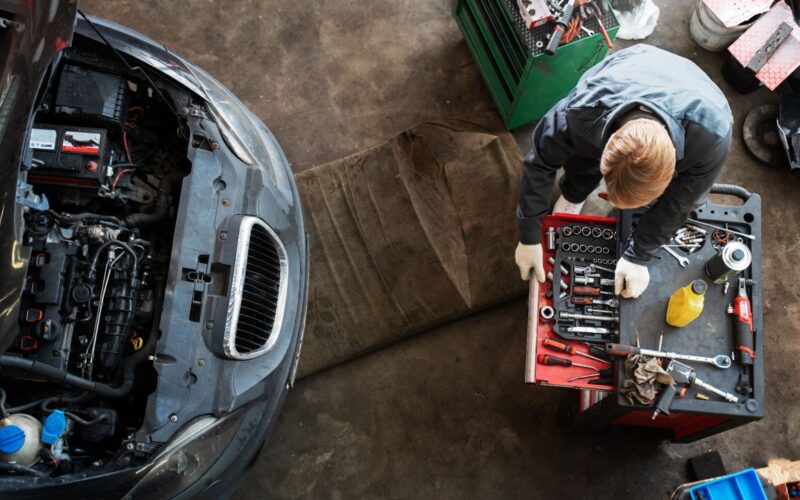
[125,410,244,499]
[188,65,270,169]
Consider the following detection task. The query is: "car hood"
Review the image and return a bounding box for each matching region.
[0,0,78,352]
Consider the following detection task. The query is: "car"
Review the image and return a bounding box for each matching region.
[0,1,308,498]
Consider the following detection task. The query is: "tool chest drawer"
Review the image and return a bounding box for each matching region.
[527,187,764,443]
[525,213,620,392]
[453,0,619,129]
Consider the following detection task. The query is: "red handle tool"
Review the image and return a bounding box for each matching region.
[537,354,599,371]
[543,338,611,365]
[732,278,755,365]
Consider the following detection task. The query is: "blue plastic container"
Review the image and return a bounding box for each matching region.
[689,468,766,500]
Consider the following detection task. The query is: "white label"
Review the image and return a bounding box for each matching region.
[62,131,102,154]
[30,128,57,151]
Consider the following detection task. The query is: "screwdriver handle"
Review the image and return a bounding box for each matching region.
[571,296,594,305]
[537,354,571,367]
[587,344,613,361]
[574,286,600,296]
[543,337,575,354]
[545,0,575,55]
[606,343,640,357]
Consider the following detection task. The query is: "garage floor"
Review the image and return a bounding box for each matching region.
[83,1,800,498]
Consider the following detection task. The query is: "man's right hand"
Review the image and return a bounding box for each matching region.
[515,243,546,282]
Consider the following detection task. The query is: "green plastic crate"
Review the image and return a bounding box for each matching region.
[454,0,619,129]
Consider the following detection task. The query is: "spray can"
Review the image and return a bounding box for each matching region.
[704,241,751,284]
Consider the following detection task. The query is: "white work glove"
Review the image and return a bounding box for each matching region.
[614,258,650,299]
[515,243,546,283]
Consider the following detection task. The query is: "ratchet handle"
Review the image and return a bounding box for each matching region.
[606,343,640,357]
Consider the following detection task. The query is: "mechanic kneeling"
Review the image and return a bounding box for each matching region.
[514,44,733,299]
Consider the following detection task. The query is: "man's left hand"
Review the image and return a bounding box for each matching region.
[614,258,650,299]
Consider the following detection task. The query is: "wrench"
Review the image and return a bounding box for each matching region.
[661,245,689,267]
[607,344,732,369]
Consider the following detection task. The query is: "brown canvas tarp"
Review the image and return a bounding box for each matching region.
[296,113,526,377]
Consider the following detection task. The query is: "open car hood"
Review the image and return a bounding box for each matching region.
[0,0,78,352]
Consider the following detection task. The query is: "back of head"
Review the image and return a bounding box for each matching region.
[601,118,676,209]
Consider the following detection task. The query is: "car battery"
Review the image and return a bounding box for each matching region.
[28,124,109,186]
[52,64,129,129]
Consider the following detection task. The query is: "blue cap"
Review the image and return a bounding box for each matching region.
[0,425,25,453]
[42,410,67,445]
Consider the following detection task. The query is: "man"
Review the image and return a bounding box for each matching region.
[514,44,732,298]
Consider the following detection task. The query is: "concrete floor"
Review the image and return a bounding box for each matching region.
[82,1,800,498]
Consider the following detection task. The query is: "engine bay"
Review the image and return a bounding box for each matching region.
[0,41,193,476]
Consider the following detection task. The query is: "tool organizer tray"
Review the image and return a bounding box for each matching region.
[526,213,619,392]
[612,193,764,424]
[550,221,619,342]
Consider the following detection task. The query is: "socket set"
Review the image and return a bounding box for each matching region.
[543,221,620,343]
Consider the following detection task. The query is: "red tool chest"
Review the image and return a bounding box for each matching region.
[525,188,764,443]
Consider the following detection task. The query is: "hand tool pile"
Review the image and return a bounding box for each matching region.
[533,210,760,419]
[639,218,758,416]
[541,0,614,55]
[541,222,619,344]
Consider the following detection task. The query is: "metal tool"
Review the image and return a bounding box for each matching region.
[543,337,610,365]
[573,286,612,297]
[540,305,555,320]
[572,297,618,308]
[545,0,576,55]
[677,360,738,403]
[585,307,614,315]
[731,277,755,394]
[547,271,568,291]
[588,2,613,48]
[686,218,755,241]
[661,245,689,267]
[652,360,738,419]
[547,257,568,275]
[537,353,599,371]
[593,264,615,274]
[547,227,556,251]
[566,326,610,335]
[606,344,732,369]
[574,276,594,285]
[559,311,619,323]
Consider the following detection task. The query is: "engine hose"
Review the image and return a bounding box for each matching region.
[49,211,123,226]
[86,240,139,282]
[710,183,752,201]
[0,278,164,399]
[125,172,182,226]
[0,461,48,477]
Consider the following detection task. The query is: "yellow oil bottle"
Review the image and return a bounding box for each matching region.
[666,280,708,327]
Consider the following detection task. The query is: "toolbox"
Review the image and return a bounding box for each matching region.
[453,0,619,129]
[526,186,764,442]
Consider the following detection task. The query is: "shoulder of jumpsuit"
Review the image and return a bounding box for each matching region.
[595,100,687,162]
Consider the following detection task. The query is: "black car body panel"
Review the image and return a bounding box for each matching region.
[0,3,307,496]
[0,1,78,353]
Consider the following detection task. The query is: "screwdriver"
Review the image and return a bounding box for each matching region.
[543,337,611,364]
[537,354,600,372]
[573,286,613,297]
[568,368,613,382]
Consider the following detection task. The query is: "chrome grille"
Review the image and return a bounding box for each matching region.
[224,217,288,359]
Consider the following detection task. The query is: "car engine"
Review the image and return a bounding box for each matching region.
[0,47,192,476]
